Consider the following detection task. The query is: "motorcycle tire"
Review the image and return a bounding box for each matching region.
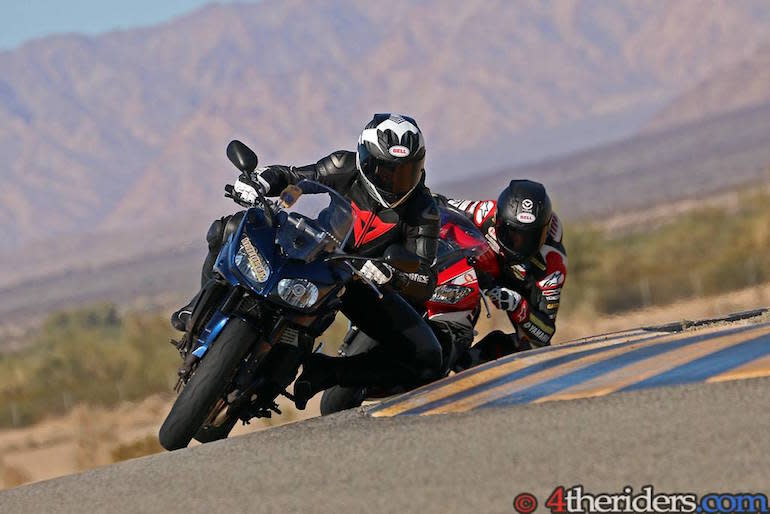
[159,317,254,451]
[194,415,239,443]
[319,384,368,415]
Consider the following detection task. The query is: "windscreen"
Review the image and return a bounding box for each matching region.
[438,207,488,257]
[275,180,354,262]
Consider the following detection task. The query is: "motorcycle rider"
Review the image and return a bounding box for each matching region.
[436,180,567,368]
[173,113,442,409]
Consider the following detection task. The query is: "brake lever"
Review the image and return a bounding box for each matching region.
[224,184,256,208]
[478,289,492,319]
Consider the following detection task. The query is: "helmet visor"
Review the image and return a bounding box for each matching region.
[364,158,424,196]
[496,221,548,262]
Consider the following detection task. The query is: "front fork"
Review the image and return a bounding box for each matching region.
[227,321,314,420]
[173,279,326,418]
[173,282,253,383]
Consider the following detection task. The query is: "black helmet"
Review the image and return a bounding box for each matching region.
[495,180,553,264]
[356,113,426,208]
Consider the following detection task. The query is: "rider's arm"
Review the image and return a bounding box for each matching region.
[437,196,498,232]
[256,151,358,195]
[391,190,440,304]
[508,231,567,349]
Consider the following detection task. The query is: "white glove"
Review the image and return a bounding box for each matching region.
[232,168,270,206]
[358,260,393,285]
[233,179,260,205]
[484,286,522,312]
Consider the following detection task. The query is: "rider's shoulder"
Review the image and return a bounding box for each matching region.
[315,150,357,177]
[405,183,440,222]
[531,214,567,274]
[547,212,564,245]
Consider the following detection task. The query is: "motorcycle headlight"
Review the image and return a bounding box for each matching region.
[430,284,473,304]
[277,279,319,309]
[235,236,270,284]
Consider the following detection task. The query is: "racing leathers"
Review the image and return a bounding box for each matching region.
[202,150,442,403]
[438,196,567,364]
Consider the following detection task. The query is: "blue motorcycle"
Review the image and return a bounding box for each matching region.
[159,141,419,450]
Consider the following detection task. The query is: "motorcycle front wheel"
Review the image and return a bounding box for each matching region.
[159,317,254,451]
[194,415,239,443]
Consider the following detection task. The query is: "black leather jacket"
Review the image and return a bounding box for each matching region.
[257,150,440,304]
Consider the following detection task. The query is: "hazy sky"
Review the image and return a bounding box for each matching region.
[0,0,258,50]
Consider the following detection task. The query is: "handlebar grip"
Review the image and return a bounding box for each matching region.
[466,255,495,289]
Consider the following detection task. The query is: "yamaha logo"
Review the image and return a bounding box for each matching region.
[389,145,410,157]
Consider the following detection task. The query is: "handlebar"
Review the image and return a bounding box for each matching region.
[344,261,384,299]
[224,183,275,225]
[224,185,387,298]
[466,253,495,318]
[324,254,387,299]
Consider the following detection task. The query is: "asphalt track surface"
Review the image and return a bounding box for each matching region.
[2,376,768,514]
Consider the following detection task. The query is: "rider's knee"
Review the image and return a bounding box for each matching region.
[207,211,246,251]
[415,338,443,381]
[206,218,226,251]
[223,211,245,241]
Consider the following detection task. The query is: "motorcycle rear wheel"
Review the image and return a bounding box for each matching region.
[320,384,367,415]
[159,317,254,451]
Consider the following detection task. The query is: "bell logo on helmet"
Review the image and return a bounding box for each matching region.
[389,145,411,157]
[517,212,536,223]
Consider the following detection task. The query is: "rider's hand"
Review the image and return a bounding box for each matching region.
[484,286,522,312]
[229,169,269,205]
[232,178,261,206]
[357,260,394,285]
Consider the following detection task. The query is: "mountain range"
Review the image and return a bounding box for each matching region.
[647,42,770,130]
[3,0,770,249]
[443,101,770,218]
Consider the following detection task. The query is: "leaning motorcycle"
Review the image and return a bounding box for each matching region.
[158,140,419,450]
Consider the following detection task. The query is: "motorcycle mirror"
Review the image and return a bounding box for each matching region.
[226,140,258,173]
[383,245,421,273]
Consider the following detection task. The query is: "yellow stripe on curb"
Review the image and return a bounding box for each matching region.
[707,354,770,383]
[533,324,770,404]
[369,331,664,417]
[415,330,698,416]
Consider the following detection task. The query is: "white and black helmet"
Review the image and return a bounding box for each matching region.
[356,113,426,208]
